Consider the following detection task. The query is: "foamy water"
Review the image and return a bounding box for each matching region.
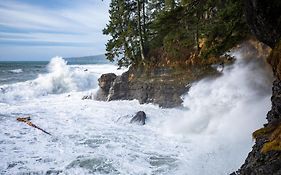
[0,52,272,174]
[9,69,23,74]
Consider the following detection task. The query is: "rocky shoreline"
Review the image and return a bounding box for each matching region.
[90,0,281,173]
[94,65,219,108]
[234,80,281,175]
[233,0,281,174]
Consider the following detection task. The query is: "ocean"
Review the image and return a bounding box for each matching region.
[0,52,273,174]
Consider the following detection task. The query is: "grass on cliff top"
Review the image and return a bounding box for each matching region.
[253,122,281,153]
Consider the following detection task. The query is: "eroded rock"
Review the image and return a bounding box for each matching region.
[95,66,216,108]
[94,73,117,101]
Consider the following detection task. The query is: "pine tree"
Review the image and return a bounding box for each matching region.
[165,0,175,10]
[103,0,248,67]
[103,0,149,67]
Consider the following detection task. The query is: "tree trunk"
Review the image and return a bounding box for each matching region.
[137,0,145,61]
[142,0,147,55]
[195,8,200,51]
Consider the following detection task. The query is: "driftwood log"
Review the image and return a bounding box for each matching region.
[17,116,51,135]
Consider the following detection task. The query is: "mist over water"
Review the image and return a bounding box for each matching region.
[0,46,273,174]
[161,48,273,174]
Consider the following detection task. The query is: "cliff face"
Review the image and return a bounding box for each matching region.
[95,65,218,108]
[236,80,281,175]
[244,0,281,48]
[236,1,281,174]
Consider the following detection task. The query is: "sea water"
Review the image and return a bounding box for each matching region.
[0,50,273,174]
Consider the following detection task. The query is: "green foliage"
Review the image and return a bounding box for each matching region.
[201,0,249,58]
[103,0,145,67]
[103,0,249,67]
[165,0,175,10]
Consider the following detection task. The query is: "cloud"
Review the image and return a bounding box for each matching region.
[0,0,111,60]
[0,45,102,61]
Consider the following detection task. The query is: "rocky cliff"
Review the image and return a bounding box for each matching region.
[94,65,219,108]
[244,0,281,48]
[235,0,281,174]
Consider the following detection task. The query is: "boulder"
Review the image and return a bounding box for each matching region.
[130,111,146,125]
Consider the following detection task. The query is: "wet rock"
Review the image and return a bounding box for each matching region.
[234,2,281,174]
[95,66,216,108]
[82,94,93,100]
[46,170,63,175]
[107,72,130,101]
[235,79,281,175]
[94,73,117,101]
[130,111,146,125]
[98,73,117,91]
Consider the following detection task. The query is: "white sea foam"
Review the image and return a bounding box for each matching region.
[0,57,124,103]
[0,47,273,174]
[9,69,23,73]
[160,49,273,174]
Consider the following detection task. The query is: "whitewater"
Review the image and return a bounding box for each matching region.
[0,48,273,174]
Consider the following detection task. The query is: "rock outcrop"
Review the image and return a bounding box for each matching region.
[95,66,218,108]
[235,79,281,175]
[95,73,117,101]
[235,1,281,174]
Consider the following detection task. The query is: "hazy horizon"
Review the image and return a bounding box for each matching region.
[0,0,110,61]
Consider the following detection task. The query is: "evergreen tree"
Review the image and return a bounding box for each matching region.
[165,0,175,10]
[103,0,149,67]
[103,0,248,67]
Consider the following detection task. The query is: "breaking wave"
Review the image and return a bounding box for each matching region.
[8,69,23,73]
[0,57,98,102]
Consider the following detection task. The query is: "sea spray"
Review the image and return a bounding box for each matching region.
[0,57,98,103]
[161,48,273,174]
[0,46,273,174]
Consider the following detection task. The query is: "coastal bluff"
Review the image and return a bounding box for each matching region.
[94,65,218,108]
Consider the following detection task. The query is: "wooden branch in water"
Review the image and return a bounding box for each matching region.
[17,117,51,135]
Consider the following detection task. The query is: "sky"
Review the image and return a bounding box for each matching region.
[0,0,111,61]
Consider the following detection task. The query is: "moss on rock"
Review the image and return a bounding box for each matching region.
[267,40,281,80]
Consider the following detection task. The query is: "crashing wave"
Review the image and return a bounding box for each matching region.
[0,57,97,103]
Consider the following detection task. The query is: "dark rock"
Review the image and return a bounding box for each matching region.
[98,73,117,91]
[95,66,216,108]
[244,0,281,47]
[46,170,63,175]
[130,111,146,125]
[234,2,281,174]
[82,95,93,100]
[235,79,281,175]
[94,73,117,101]
[107,71,130,101]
